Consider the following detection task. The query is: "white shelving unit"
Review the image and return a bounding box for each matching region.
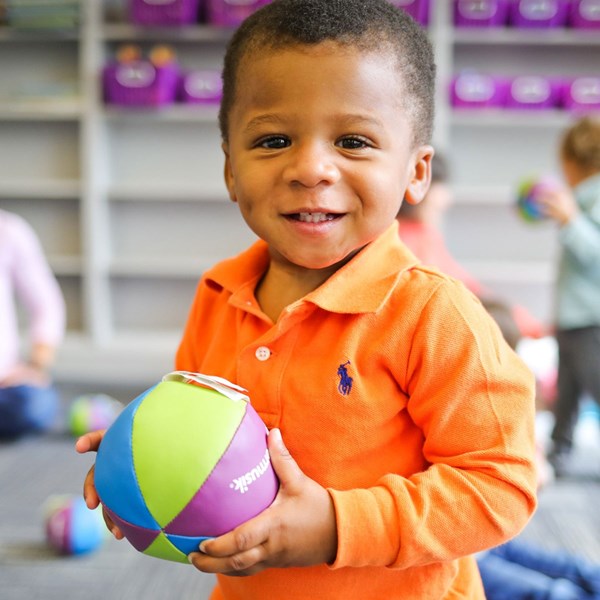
[444,17,600,323]
[1,0,598,387]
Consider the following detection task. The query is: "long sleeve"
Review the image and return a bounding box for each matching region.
[5,212,65,349]
[328,281,537,569]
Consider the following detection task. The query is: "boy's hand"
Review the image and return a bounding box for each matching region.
[75,430,124,540]
[188,428,338,576]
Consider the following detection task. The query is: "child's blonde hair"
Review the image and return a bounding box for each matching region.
[561,116,600,174]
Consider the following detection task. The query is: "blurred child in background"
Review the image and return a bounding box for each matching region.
[0,209,65,439]
[535,116,600,476]
[397,152,545,341]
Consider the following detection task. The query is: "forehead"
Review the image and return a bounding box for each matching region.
[232,42,404,112]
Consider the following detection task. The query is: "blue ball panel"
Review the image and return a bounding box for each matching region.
[166,533,213,557]
[95,385,158,529]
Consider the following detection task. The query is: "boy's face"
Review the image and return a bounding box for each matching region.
[223,42,432,273]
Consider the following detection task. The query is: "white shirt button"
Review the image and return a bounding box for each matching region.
[255,346,271,361]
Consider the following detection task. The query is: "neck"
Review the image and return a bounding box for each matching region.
[256,262,337,322]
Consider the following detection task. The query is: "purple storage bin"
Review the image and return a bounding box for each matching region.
[569,0,600,28]
[103,61,180,106]
[505,75,563,109]
[454,0,509,27]
[129,0,201,26]
[451,72,508,108]
[389,0,430,26]
[180,70,223,103]
[509,0,570,28]
[205,0,269,27]
[562,77,600,111]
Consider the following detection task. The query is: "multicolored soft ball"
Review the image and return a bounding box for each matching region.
[516,176,558,222]
[45,495,106,555]
[94,372,279,564]
[68,394,122,437]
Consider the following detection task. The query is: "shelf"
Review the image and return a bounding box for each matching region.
[53,331,179,386]
[103,104,219,123]
[109,181,228,202]
[49,255,83,277]
[0,178,80,199]
[0,28,79,42]
[0,99,82,121]
[452,27,600,46]
[102,23,234,42]
[109,257,212,278]
[450,109,577,128]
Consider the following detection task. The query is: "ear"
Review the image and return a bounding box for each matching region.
[222,141,237,203]
[404,146,434,206]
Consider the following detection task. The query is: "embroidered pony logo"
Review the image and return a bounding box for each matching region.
[337,361,353,396]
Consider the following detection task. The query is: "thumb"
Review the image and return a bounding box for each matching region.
[268,428,304,491]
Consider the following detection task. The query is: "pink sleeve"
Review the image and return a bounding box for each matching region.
[10,216,66,347]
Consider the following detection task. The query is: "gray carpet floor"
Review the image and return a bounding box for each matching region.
[1,412,599,600]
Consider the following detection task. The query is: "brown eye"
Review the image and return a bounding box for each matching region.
[258,136,290,149]
[338,136,369,150]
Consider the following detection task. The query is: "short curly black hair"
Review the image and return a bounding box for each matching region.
[218,0,436,147]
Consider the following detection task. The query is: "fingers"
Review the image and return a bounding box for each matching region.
[83,465,100,509]
[268,428,304,492]
[188,515,273,575]
[188,544,268,576]
[74,429,106,454]
[201,515,272,558]
[101,507,124,540]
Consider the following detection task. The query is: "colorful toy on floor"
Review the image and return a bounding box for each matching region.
[68,394,122,437]
[516,176,559,222]
[44,495,106,555]
[93,371,279,564]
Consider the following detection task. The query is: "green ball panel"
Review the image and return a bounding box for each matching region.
[142,531,188,564]
[132,380,246,527]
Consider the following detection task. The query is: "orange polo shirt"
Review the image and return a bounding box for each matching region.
[176,223,537,600]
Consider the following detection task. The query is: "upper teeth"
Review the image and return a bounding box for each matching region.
[298,212,333,223]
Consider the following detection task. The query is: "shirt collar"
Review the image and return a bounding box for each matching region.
[205,223,418,315]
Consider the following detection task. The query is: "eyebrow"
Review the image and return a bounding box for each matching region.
[243,114,286,133]
[243,113,384,133]
[337,114,385,130]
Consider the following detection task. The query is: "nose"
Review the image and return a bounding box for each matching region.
[283,141,341,188]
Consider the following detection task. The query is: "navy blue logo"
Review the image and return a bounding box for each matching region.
[337,361,353,396]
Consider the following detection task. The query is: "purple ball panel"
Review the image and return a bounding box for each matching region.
[165,406,279,537]
[104,506,160,552]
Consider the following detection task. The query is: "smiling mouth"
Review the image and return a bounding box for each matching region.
[289,212,340,223]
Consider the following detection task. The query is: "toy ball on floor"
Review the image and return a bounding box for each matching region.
[516,176,559,222]
[44,495,106,555]
[68,394,122,437]
[94,371,279,564]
